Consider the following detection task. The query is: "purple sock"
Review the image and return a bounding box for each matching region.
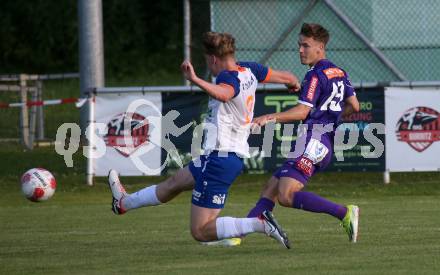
[292,191,347,220]
[247,197,275,217]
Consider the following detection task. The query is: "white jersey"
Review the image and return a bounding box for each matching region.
[203,62,271,158]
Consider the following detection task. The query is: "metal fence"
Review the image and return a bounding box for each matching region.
[204,0,440,83]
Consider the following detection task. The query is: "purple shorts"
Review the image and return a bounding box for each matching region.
[273,130,333,185]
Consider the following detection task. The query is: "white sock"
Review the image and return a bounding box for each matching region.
[122,185,161,210]
[216,217,265,239]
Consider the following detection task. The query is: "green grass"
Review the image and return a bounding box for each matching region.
[0,145,439,274]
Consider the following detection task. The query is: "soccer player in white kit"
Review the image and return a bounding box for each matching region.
[108,32,300,248]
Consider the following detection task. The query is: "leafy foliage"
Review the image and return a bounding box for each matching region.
[0,1,183,79]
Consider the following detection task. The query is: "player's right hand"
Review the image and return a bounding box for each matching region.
[286,81,300,93]
[181,60,196,82]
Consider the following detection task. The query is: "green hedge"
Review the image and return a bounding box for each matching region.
[0,1,183,79]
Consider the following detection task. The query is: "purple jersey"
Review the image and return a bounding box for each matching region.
[298,59,355,127]
[273,60,356,184]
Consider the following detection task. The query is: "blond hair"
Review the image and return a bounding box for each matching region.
[202,32,235,58]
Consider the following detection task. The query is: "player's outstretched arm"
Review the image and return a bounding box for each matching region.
[253,103,311,126]
[181,60,234,102]
[266,69,301,92]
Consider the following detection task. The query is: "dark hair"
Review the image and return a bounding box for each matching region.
[300,23,330,45]
[202,32,235,58]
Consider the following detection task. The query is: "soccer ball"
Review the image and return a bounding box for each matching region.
[21,168,56,202]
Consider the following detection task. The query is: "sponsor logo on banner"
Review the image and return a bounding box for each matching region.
[395,106,440,152]
[105,112,149,157]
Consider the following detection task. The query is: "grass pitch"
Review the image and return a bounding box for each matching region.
[1,144,439,274]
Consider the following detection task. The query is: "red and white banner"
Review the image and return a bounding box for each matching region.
[93,93,162,176]
[385,87,440,171]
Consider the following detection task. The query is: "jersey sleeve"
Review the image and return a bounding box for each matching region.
[215,71,240,97]
[298,71,321,108]
[237,61,271,83]
[343,72,356,99]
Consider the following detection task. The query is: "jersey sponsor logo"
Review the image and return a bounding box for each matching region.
[237,66,246,72]
[212,194,226,205]
[296,156,313,176]
[240,74,255,91]
[323,67,345,79]
[395,106,440,152]
[104,112,150,157]
[304,138,329,164]
[307,76,318,101]
[192,190,202,201]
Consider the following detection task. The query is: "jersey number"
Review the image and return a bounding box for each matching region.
[244,95,254,124]
[320,81,344,111]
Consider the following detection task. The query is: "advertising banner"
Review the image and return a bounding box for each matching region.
[248,93,301,173]
[161,93,209,174]
[249,88,385,173]
[162,88,386,175]
[328,88,385,171]
[89,86,440,178]
[93,93,162,176]
[385,87,440,171]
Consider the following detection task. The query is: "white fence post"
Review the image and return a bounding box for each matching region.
[86,93,95,186]
[19,74,32,150]
[383,170,390,184]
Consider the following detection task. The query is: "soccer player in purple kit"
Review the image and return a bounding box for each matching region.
[248,23,361,243]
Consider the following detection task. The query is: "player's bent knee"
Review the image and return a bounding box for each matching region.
[277,192,293,207]
[277,178,304,207]
[277,186,303,207]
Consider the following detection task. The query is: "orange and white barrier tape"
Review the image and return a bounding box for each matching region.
[0,98,87,108]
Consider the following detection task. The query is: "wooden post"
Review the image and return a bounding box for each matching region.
[36,80,45,140]
[19,74,32,150]
[29,80,38,147]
